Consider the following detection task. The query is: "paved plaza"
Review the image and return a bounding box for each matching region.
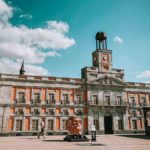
[0,134,150,150]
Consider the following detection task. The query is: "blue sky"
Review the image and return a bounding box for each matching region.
[0,0,150,83]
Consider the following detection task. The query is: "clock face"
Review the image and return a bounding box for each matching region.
[103,56,107,61]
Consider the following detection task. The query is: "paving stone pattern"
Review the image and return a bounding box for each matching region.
[0,135,150,150]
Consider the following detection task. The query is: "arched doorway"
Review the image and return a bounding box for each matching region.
[104,113,113,134]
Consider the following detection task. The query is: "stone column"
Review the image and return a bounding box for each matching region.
[99,115,104,131]
[123,113,128,130]
[88,109,93,133]
[113,115,118,131]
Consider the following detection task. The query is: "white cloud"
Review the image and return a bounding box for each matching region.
[145,81,150,83]
[0,0,75,75]
[19,13,32,19]
[113,36,123,44]
[0,58,49,75]
[47,21,69,33]
[0,0,13,24]
[136,70,150,79]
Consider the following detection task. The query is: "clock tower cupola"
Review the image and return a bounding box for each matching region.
[92,32,112,72]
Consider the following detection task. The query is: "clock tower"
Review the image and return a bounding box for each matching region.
[81,31,124,81]
[92,32,112,72]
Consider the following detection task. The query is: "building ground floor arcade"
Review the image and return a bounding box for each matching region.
[88,106,146,134]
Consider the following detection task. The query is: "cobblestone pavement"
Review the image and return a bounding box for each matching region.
[0,134,150,150]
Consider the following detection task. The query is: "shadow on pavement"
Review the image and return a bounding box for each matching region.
[116,134,150,140]
[20,138,38,140]
[43,140,64,142]
[76,143,105,146]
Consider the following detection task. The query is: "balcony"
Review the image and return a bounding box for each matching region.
[128,113,144,118]
[61,111,69,116]
[75,110,83,116]
[15,111,24,116]
[140,102,148,108]
[88,100,127,106]
[74,100,83,105]
[31,110,40,116]
[31,99,41,104]
[14,99,26,104]
[129,102,149,108]
[46,99,56,105]
[46,111,55,116]
[60,100,70,105]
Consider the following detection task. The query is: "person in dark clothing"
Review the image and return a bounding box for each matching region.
[38,119,46,139]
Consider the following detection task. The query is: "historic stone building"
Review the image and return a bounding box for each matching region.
[0,32,150,135]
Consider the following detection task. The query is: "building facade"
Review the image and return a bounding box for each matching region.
[0,32,150,135]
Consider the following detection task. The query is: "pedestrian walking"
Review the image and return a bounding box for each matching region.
[38,119,46,139]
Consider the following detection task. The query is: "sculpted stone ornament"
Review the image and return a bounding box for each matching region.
[66,117,82,135]
[64,116,89,142]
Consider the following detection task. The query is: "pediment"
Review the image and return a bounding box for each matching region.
[88,75,126,86]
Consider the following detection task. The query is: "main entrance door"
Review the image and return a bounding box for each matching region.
[104,116,113,134]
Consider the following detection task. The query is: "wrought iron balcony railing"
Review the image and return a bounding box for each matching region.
[61,111,69,116]
[128,113,144,118]
[14,99,26,104]
[31,99,41,104]
[75,110,83,115]
[74,100,83,105]
[46,99,56,105]
[88,100,127,106]
[31,111,40,116]
[60,100,70,105]
[15,111,24,116]
[46,111,55,116]
[128,102,149,108]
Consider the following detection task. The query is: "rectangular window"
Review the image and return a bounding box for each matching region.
[62,94,69,104]
[130,97,136,107]
[32,120,38,131]
[105,96,110,105]
[49,93,55,100]
[62,119,67,130]
[33,109,39,115]
[141,97,147,107]
[16,120,23,131]
[63,109,69,115]
[34,93,40,100]
[94,119,99,130]
[118,119,123,130]
[93,95,98,104]
[48,109,54,115]
[76,95,82,104]
[103,65,109,71]
[18,109,24,115]
[48,120,54,130]
[132,110,136,117]
[63,94,69,101]
[76,109,83,115]
[18,92,25,101]
[116,96,122,105]
[132,120,137,130]
[90,73,97,77]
